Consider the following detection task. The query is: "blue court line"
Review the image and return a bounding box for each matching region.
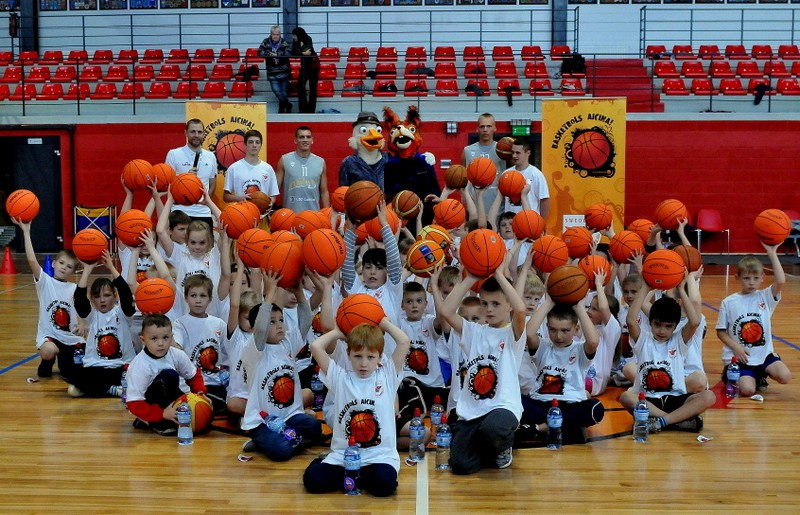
[0,353,38,376]
[702,302,800,352]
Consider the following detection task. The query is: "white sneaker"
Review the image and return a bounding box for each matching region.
[496,447,513,469]
[67,385,85,398]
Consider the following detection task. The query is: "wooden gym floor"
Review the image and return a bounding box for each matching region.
[1,265,799,513]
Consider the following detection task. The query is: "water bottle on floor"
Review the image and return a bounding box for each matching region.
[547,399,562,450]
[409,408,425,462]
[343,436,361,495]
[633,392,649,442]
[725,357,740,399]
[435,413,451,470]
[176,400,193,445]
[73,343,84,367]
[430,395,444,443]
[310,366,325,411]
[120,364,129,407]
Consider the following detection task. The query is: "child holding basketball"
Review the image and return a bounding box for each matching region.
[717,244,791,397]
[12,218,85,380]
[127,314,208,436]
[225,257,261,417]
[584,269,622,396]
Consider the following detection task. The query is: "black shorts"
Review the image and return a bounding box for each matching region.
[645,393,692,413]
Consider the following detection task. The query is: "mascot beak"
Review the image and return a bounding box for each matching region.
[360,128,384,150]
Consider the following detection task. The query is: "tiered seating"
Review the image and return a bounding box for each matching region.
[376,47,397,62]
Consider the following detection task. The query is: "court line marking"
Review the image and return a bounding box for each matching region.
[0,353,38,376]
[702,302,800,352]
[416,453,429,515]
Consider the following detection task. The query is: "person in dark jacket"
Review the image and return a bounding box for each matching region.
[259,25,292,113]
[291,27,320,114]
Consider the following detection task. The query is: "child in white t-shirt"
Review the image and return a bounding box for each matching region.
[225,259,260,416]
[585,269,622,396]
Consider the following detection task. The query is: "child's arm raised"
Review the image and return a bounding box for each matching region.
[429,267,449,335]
[627,281,650,344]
[227,254,245,339]
[507,238,523,282]
[476,188,488,229]
[527,295,554,352]
[155,191,175,258]
[594,268,612,324]
[676,217,692,247]
[289,282,313,337]
[74,260,97,318]
[495,253,528,341]
[487,189,503,231]
[765,243,785,297]
[125,246,141,290]
[576,302,599,356]
[252,271,279,351]
[341,218,357,293]
[384,317,412,373]
[12,219,42,279]
[310,328,344,375]
[102,251,136,317]
[686,266,703,312]
[678,274,700,344]
[217,225,232,302]
[140,230,176,290]
[441,272,476,335]
[202,186,222,222]
[377,201,403,286]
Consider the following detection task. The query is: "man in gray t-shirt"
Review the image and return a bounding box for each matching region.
[276,125,330,212]
[462,113,507,213]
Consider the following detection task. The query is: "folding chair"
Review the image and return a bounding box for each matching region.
[74,205,117,254]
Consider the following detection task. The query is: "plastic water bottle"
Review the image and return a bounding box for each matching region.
[725,357,740,398]
[176,400,193,445]
[343,435,361,495]
[73,343,84,366]
[120,364,129,407]
[547,399,562,450]
[260,411,302,447]
[430,395,444,443]
[310,365,325,411]
[218,368,230,389]
[435,413,451,470]
[633,392,649,442]
[409,407,425,462]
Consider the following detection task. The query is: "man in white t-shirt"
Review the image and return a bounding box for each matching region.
[223,129,279,207]
[165,119,218,229]
[504,139,550,217]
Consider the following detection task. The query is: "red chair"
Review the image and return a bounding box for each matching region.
[244,48,261,64]
[747,78,774,95]
[529,79,555,96]
[680,61,706,78]
[65,50,88,65]
[237,63,259,80]
[347,47,369,62]
[645,45,667,59]
[434,46,456,62]
[52,65,77,83]
[319,47,340,62]
[735,61,761,78]
[317,80,335,97]
[374,63,397,79]
[434,79,459,96]
[0,84,9,100]
[40,50,64,65]
[217,48,240,63]
[406,46,426,62]
[133,65,155,82]
[719,78,747,95]
[156,65,181,81]
[183,64,207,81]
[116,49,138,64]
[166,49,190,63]
[91,83,117,100]
[698,45,721,60]
[672,45,695,60]
[793,62,800,77]
[466,79,490,96]
[764,61,790,78]
[192,48,215,63]
[691,78,718,96]
[318,63,337,79]
[341,80,364,97]
[654,61,679,78]
[492,46,514,61]
[344,63,367,79]
[434,62,457,79]
[0,51,12,66]
[201,81,226,99]
[64,83,90,100]
[550,45,571,60]
[174,82,199,99]
[145,82,172,99]
[9,84,37,101]
[662,78,689,96]
[119,82,144,99]
[751,45,773,59]
[18,51,38,66]
[89,49,113,64]
[0,66,22,83]
[104,65,129,82]
[560,78,585,95]
[26,66,51,83]
[694,209,730,255]
[463,46,485,62]
[372,80,397,97]
[494,62,518,78]
[777,78,800,95]
[725,45,748,60]
[497,79,521,96]
[37,83,63,101]
[79,66,103,82]
[521,45,544,61]
[403,63,429,79]
[210,64,233,80]
[404,79,428,96]
[710,61,735,78]
[778,45,800,60]
[229,81,254,99]
[464,62,487,78]
[376,47,397,62]
[141,49,164,64]
[525,61,548,78]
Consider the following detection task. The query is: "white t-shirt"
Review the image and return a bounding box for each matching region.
[226,326,255,401]
[587,317,622,395]
[34,272,83,347]
[503,164,550,214]
[632,329,696,398]
[169,245,222,318]
[82,305,135,369]
[126,347,196,402]
[716,287,780,366]
[223,159,279,200]
[165,145,218,218]
[679,314,706,376]
[530,338,594,403]
[172,313,228,386]
[445,330,467,412]
[348,275,403,356]
[399,314,445,387]
[119,246,155,285]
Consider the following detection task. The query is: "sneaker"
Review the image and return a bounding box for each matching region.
[37,359,55,378]
[757,376,769,391]
[646,417,662,433]
[241,439,257,452]
[107,386,122,397]
[132,418,150,431]
[495,447,513,469]
[668,416,703,433]
[67,384,85,397]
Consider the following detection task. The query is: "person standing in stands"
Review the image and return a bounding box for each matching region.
[259,25,292,114]
[291,27,320,114]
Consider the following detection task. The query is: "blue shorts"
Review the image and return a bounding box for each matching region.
[722,353,781,382]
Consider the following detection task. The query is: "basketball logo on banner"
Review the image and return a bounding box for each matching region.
[565,127,617,178]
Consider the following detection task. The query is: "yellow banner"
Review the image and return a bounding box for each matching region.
[185,101,267,206]
[541,97,626,235]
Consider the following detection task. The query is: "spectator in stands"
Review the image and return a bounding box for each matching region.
[259,25,292,114]
[291,27,320,114]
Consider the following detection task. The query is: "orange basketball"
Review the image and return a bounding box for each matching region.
[578,254,612,289]
[495,136,515,161]
[642,249,686,290]
[150,163,176,192]
[740,320,763,344]
[354,223,369,245]
[433,199,466,230]
[72,228,109,263]
[237,228,273,268]
[466,157,497,189]
[215,132,246,169]
[271,230,302,247]
[115,209,153,247]
[609,230,645,264]
[316,209,332,230]
[418,224,452,251]
[472,366,497,397]
[171,174,204,205]
[654,199,688,231]
[122,159,153,191]
[644,368,672,392]
[628,219,654,243]
[444,164,468,189]
[754,209,791,245]
[199,345,219,371]
[220,202,259,239]
[546,265,590,305]
[562,226,593,259]
[365,208,401,241]
[270,208,296,232]
[261,241,304,288]
[350,410,379,446]
[344,180,384,222]
[497,170,526,204]
[393,190,421,220]
[134,278,175,314]
[97,334,121,359]
[407,348,428,373]
[172,393,213,432]
[303,229,346,275]
[673,244,703,272]
[406,239,446,277]
[331,186,348,213]
[511,210,545,240]
[293,210,326,239]
[336,293,385,335]
[584,203,612,231]
[272,374,295,405]
[5,189,40,222]
[532,235,569,273]
[459,228,506,277]
[249,191,272,214]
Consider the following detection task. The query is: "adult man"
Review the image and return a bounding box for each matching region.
[165,119,218,229]
[223,129,279,206]
[258,25,292,113]
[462,113,506,212]
[276,126,330,212]
[504,139,550,217]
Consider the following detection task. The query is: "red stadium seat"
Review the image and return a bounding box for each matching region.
[698,45,721,60]
[406,46,426,62]
[89,49,113,64]
[719,78,747,95]
[318,63,337,79]
[37,83,64,101]
[174,81,199,99]
[404,79,428,96]
[229,81,254,98]
[662,78,689,95]
[725,45,748,60]
[372,80,398,97]
[40,50,63,65]
[735,61,761,78]
[376,47,397,62]
[654,61,679,78]
[10,83,37,101]
[192,48,215,63]
[79,66,103,82]
[374,63,397,79]
[104,65,129,82]
[751,45,773,59]
[18,50,38,66]
[133,65,155,82]
[434,46,456,62]
[560,78,585,95]
[156,65,181,81]
[434,62,457,79]
[466,79,490,96]
[680,61,706,78]
[793,62,800,77]
[347,47,369,63]
[319,47,340,62]
[550,45,571,60]
[710,61,735,78]
[529,79,555,96]
[777,78,800,95]
[237,63,259,80]
[0,66,22,83]
[64,83,90,100]
[404,63,430,79]
[492,45,514,61]
[645,45,667,59]
[145,82,172,99]
[26,66,50,83]
[119,82,145,99]
[91,83,118,100]
[183,64,207,81]
[672,45,695,60]
[166,49,190,63]
[344,63,367,79]
[521,45,544,61]
[434,79,459,96]
[690,78,718,96]
[494,62,518,78]
[210,64,233,80]
[141,49,164,64]
[0,51,13,65]
[217,48,240,63]
[524,61,549,78]
[0,84,10,100]
[116,49,138,64]
[341,80,364,97]
[497,79,522,96]
[65,50,88,65]
[747,78,774,95]
[764,61,791,78]
[244,48,261,64]
[778,45,800,60]
[201,81,226,98]
[464,62,487,78]
[463,46,485,62]
[317,80,335,97]
[52,65,77,83]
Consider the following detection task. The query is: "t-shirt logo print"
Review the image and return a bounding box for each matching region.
[96,332,121,359]
[51,306,71,331]
[643,367,673,393]
[347,409,381,448]
[538,374,564,395]
[269,373,295,408]
[469,364,497,400]
[198,345,219,372]
[738,319,765,347]
[405,343,429,375]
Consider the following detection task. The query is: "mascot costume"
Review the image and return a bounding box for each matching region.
[338,111,388,190]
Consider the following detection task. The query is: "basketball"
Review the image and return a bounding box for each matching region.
[562,226,593,259]
[644,368,672,392]
[331,186,348,213]
[237,228,273,268]
[754,209,791,245]
[406,239,446,277]
[350,410,378,446]
[6,189,40,222]
[271,230,302,247]
[171,174,204,205]
[311,312,324,335]
[303,229,346,275]
[215,132,246,169]
[654,199,688,231]
[393,190,421,220]
[584,203,612,231]
[272,374,295,406]
[578,254,612,289]
[97,334,121,359]
[472,366,496,396]
[261,242,304,287]
[122,159,153,191]
[532,235,569,273]
[628,218,654,243]
[673,244,703,272]
[642,249,686,290]
[269,208,296,232]
[609,230,645,264]
[366,208,401,241]
[740,320,763,344]
[72,228,109,263]
[433,199,467,230]
[444,164,468,189]
[172,393,213,433]
[344,180,384,222]
[354,223,369,245]
[512,210,545,240]
[134,278,175,314]
[495,136,515,161]
[319,207,340,231]
[419,224,452,251]
[336,293,385,335]
[293,210,326,239]
[150,163,175,192]
[249,191,272,214]
[498,170,526,204]
[459,228,506,277]
[115,209,153,247]
[546,265,590,305]
[466,157,497,189]
[407,348,428,373]
[220,202,258,239]
[571,130,612,170]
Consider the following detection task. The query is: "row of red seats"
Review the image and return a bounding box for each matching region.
[661,77,800,96]
[646,44,800,60]
[0,81,255,101]
[0,63,257,84]
[337,61,557,80]
[339,78,585,97]
[654,60,800,79]
[326,44,573,63]
[0,48,261,67]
